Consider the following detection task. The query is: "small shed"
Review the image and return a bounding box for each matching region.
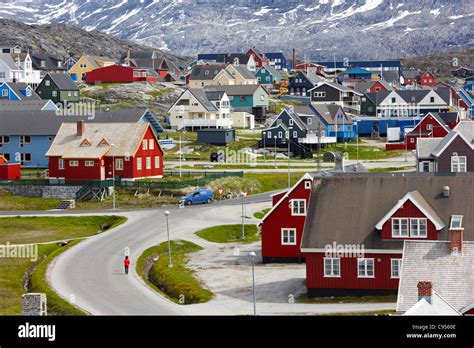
[0,156,21,180]
[197,128,236,146]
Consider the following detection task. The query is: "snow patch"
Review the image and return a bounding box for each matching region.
[429,9,440,16]
[254,6,271,16]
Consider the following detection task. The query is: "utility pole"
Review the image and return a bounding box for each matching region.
[164,211,172,268]
[287,127,292,189]
[317,123,321,172]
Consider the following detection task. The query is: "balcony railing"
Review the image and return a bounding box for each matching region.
[177,118,232,130]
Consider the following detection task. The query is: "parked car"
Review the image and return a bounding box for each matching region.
[179,189,214,206]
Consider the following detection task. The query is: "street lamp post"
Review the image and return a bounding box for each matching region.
[287,127,293,190]
[249,251,257,316]
[164,211,173,268]
[274,135,277,168]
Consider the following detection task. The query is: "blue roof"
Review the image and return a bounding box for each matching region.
[316,60,402,69]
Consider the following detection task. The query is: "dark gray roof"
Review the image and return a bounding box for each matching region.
[376,89,450,106]
[205,84,263,96]
[0,108,154,135]
[380,70,400,84]
[302,174,474,250]
[46,73,78,91]
[189,64,226,80]
[216,54,250,65]
[187,88,218,112]
[403,69,419,79]
[30,53,66,71]
[311,103,352,125]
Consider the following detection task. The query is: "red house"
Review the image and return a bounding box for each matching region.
[246,47,269,68]
[85,65,159,84]
[386,112,459,151]
[259,173,313,263]
[46,121,164,181]
[417,71,436,86]
[294,62,325,75]
[0,155,21,180]
[301,175,474,297]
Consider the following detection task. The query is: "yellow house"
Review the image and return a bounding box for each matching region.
[69,55,116,83]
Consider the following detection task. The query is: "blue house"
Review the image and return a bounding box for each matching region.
[344,68,372,80]
[0,82,40,101]
[0,108,164,168]
[264,52,287,71]
[310,103,355,141]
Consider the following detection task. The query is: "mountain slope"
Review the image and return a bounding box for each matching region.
[0,0,472,59]
[0,18,189,66]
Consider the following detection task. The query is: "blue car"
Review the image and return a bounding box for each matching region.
[180,189,214,206]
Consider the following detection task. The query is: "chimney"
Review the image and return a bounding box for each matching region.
[77,120,85,137]
[417,281,433,304]
[292,48,296,69]
[443,186,450,198]
[449,215,463,256]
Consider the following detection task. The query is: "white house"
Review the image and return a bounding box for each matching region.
[0,51,41,85]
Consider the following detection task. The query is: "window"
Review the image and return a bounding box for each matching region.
[410,218,427,237]
[324,258,341,277]
[410,138,415,143]
[115,158,123,170]
[305,181,312,189]
[265,76,270,82]
[430,97,435,103]
[392,218,409,237]
[69,160,78,167]
[257,76,261,81]
[146,157,151,169]
[278,131,282,138]
[240,96,247,102]
[313,91,326,98]
[48,136,53,141]
[0,136,10,146]
[2,89,7,97]
[357,258,374,278]
[391,97,396,103]
[148,139,154,150]
[154,156,160,168]
[68,91,72,97]
[20,153,31,165]
[45,80,50,86]
[85,160,94,167]
[289,119,294,126]
[422,161,430,172]
[281,228,296,245]
[74,91,78,97]
[0,153,10,161]
[307,118,312,125]
[52,90,57,97]
[136,158,142,170]
[293,131,297,138]
[391,259,401,278]
[19,135,31,147]
[267,132,271,139]
[291,199,306,216]
[451,155,466,172]
[450,215,463,230]
[58,159,64,170]
[142,140,148,150]
[0,72,5,78]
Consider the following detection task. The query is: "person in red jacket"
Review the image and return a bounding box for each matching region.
[124,256,131,274]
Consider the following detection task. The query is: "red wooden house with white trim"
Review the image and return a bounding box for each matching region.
[85,65,159,84]
[259,173,313,263]
[301,175,474,297]
[46,121,164,181]
[246,48,269,68]
[417,71,436,87]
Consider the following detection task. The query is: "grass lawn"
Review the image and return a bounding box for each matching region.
[195,224,260,244]
[0,215,126,315]
[297,293,398,304]
[0,215,126,244]
[322,143,403,161]
[368,166,416,173]
[0,190,61,211]
[244,172,303,193]
[179,164,319,170]
[136,240,212,304]
[254,208,271,219]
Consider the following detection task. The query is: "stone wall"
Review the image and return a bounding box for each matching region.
[2,185,82,199]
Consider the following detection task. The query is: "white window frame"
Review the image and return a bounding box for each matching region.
[427,124,433,131]
[142,140,148,150]
[69,160,79,167]
[391,259,402,279]
[357,258,375,278]
[267,132,271,139]
[450,215,463,230]
[392,218,409,237]
[291,199,306,216]
[45,80,50,86]
[409,218,427,238]
[324,258,341,277]
[154,156,160,168]
[278,131,282,138]
[451,155,467,173]
[148,139,154,150]
[85,160,94,167]
[289,119,293,126]
[146,157,151,169]
[58,159,64,170]
[2,89,7,97]
[307,118,312,125]
[281,228,297,245]
[305,181,312,189]
[136,157,142,170]
[313,91,326,98]
[115,158,123,170]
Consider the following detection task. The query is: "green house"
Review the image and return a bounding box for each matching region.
[36,73,80,104]
[360,93,377,116]
[255,66,282,86]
